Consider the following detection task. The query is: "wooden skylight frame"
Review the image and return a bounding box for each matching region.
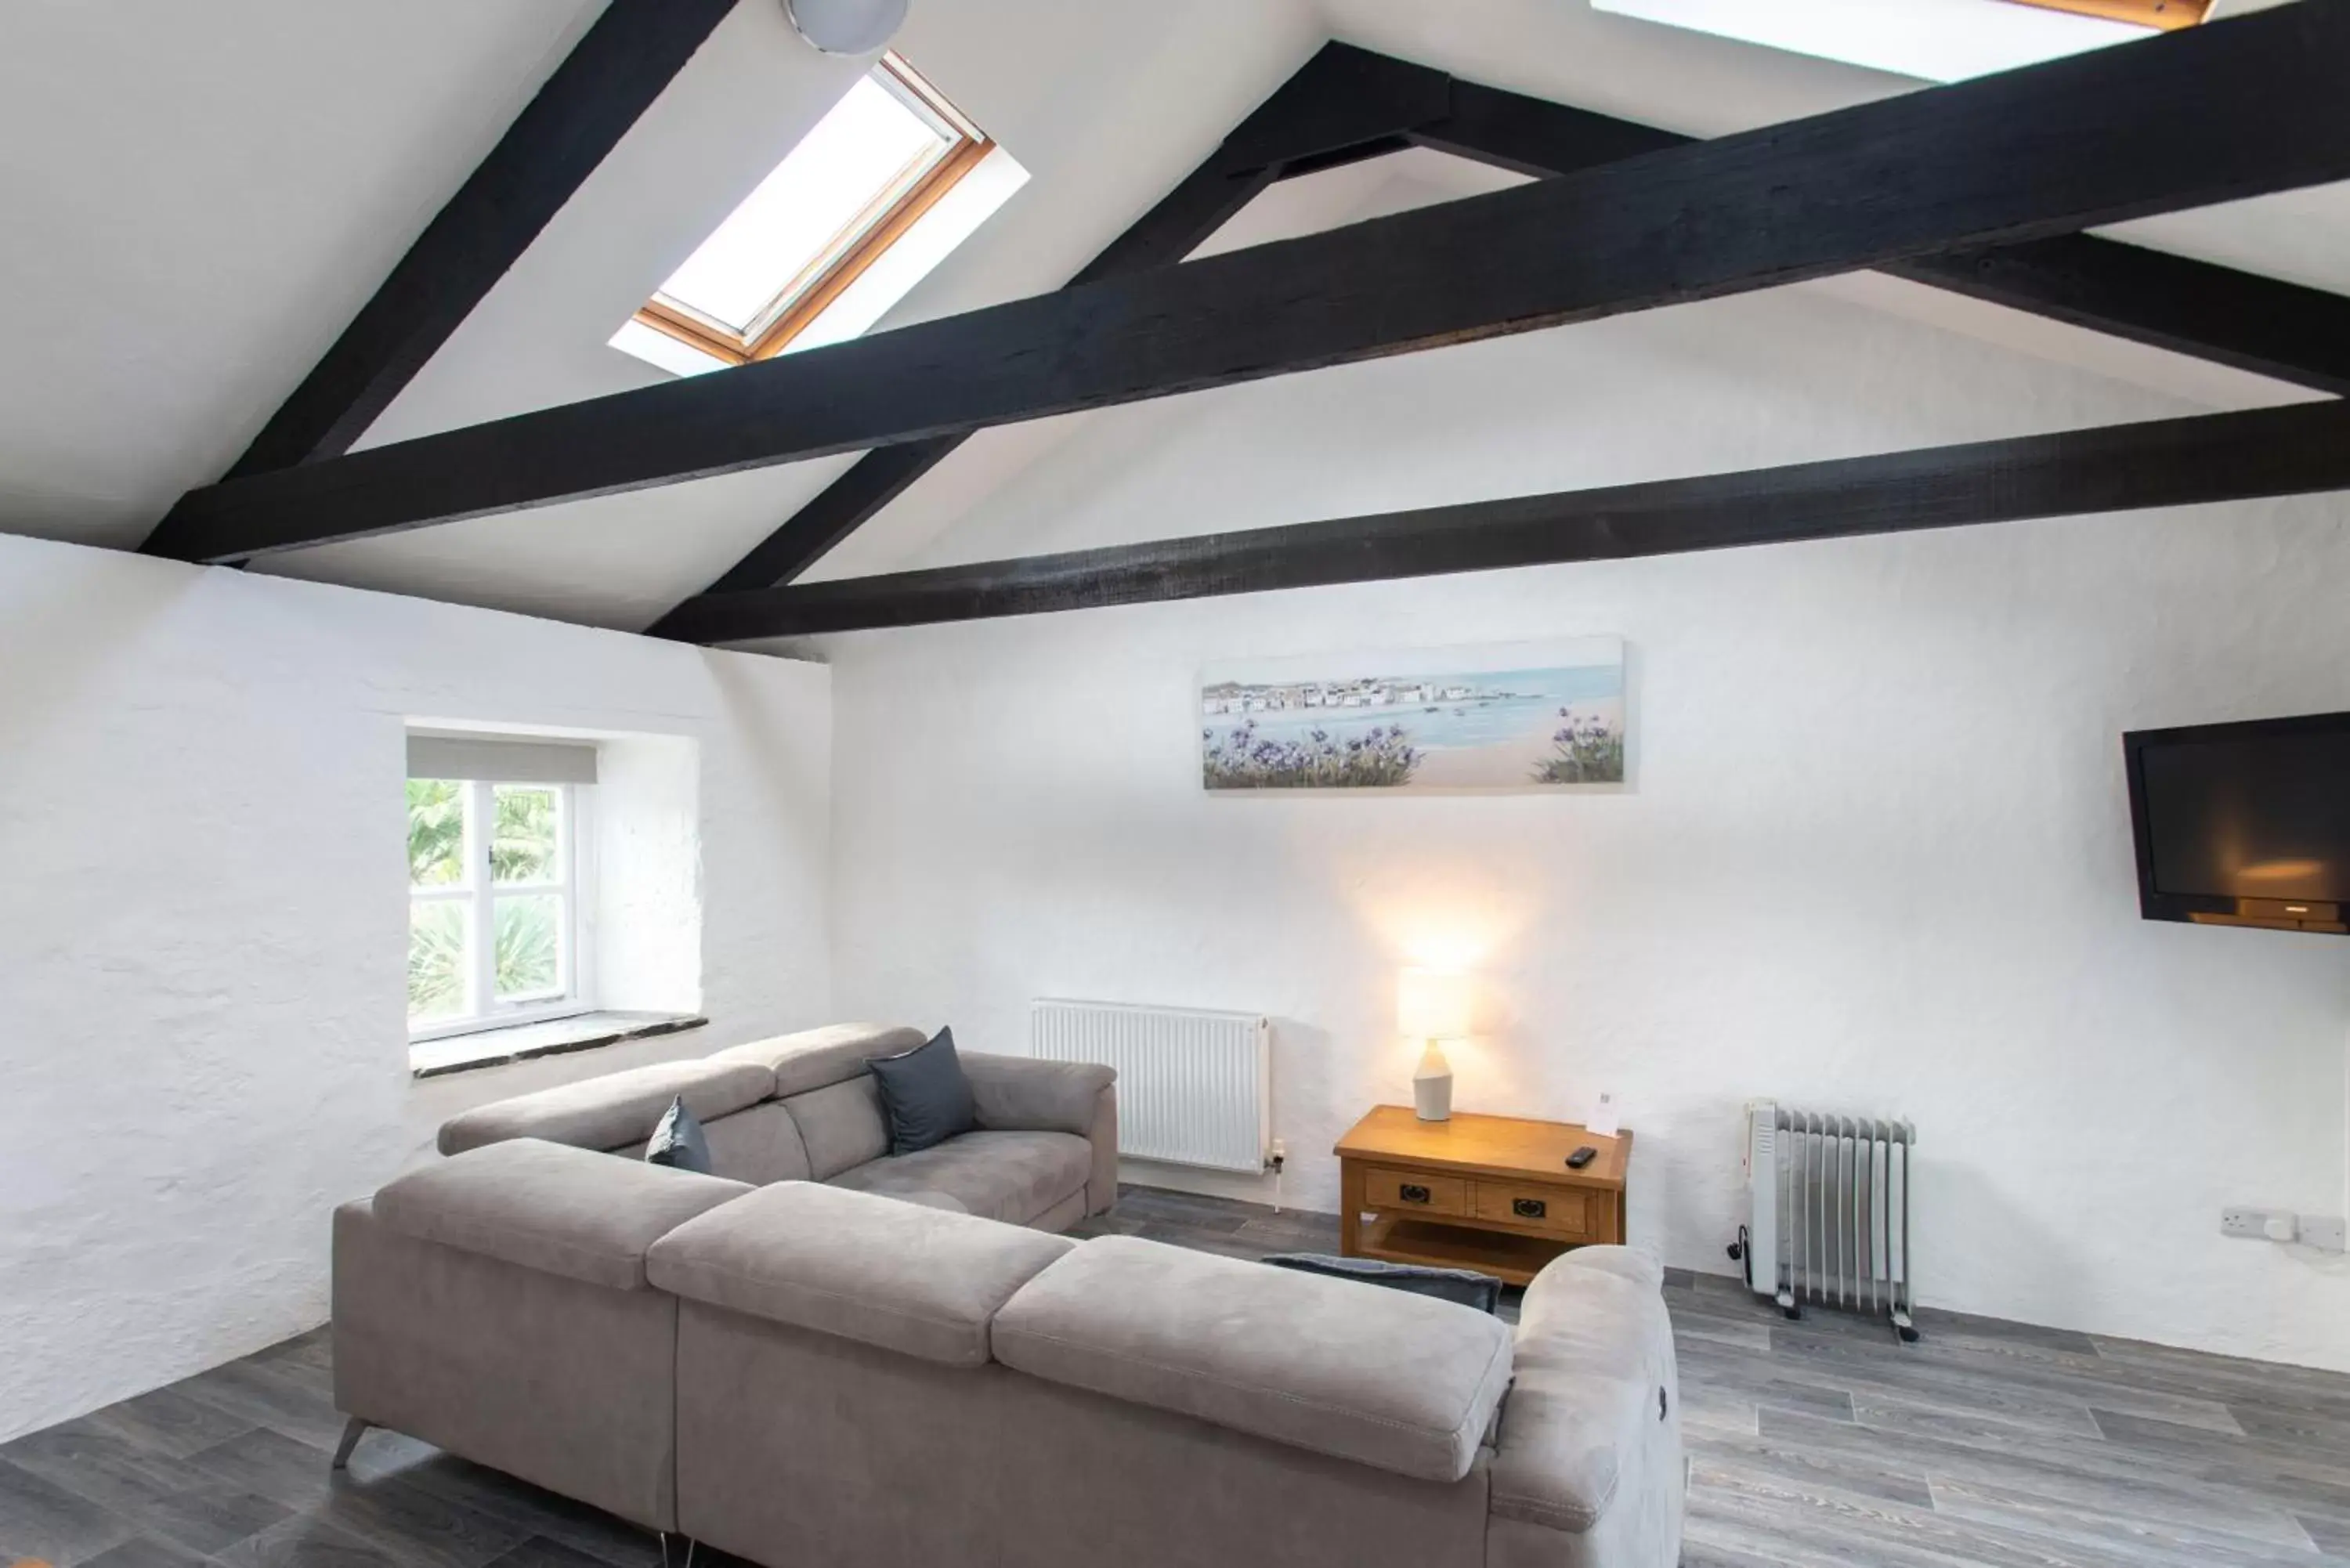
[2002,0,2211,28]
[633,52,992,367]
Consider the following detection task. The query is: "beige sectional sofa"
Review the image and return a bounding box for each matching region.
[433,1022,1119,1228]
[334,1140,1682,1568]
[334,1022,1683,1567]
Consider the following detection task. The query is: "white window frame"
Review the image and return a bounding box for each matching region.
[409,779,595,1042]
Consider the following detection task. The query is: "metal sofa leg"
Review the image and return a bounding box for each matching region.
[331,1416,370,1470]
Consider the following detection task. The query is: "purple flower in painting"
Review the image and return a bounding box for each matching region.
[1202,714,1423,790]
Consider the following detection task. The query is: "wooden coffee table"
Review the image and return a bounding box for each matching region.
[1334,1105,1632,1285]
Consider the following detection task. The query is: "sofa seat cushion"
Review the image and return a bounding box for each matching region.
[645,1182,1072,1367]
[825,1130,1092,1226]
[992,1235,1513,1483]
[438,1058,776,1158]
[377,1139,752,1291]
[717,1022,927,1097]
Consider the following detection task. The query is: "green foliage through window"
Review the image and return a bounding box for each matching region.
[495,896,562,998]
[409,900,468,1019]
[407,778,571,1024]
[407,779,466,886]
[492,786,559,883]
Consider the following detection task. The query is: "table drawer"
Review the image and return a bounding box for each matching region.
[1364,1165,1469,1217]
[1472,1180,1593,1238]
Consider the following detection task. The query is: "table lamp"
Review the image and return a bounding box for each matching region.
[1397,967,1473,1122]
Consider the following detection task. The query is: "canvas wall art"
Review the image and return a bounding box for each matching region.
[1199,638,1627,793]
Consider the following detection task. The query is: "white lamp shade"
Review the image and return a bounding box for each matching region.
[1397,968,1473,1040]
[784,0,909,55]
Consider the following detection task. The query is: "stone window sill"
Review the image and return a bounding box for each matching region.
[409,1010,707,1079]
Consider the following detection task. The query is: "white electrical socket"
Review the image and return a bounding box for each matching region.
[2221,1206,2293,1241]
[2220,1207,2348,1251]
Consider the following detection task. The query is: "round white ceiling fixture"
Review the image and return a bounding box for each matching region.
[783,0,908,56]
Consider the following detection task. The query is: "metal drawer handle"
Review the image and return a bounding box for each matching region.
[1399,1183,1431,1204]
[1513,1197,1548,1219]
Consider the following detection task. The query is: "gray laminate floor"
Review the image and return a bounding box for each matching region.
[6,1183,2346,1568]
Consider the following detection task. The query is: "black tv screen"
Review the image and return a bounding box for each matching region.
[2124,711,2350,932]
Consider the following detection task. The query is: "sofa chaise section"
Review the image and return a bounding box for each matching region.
[332,1140,749,1532]
[649,1183,1077,1567]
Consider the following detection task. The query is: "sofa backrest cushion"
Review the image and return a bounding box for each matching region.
[782,1075,891,1180]
[696,1100,815,1186]
[992,1235,1513,1484]
[715,1022,927,1097]
[645,1182,1072,1367]
[437,1058,776,1158]
[377,1138,752,1291]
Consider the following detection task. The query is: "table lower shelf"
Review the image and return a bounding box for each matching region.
[1353,1213,1578,1287]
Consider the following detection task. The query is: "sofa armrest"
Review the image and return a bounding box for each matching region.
[1488,1250,1683,1568]
[962,1053,1112,1134]
[962,1053,1119,1216]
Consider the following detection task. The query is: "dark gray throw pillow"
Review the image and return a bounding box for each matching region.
[1262,1252,1505,1315]
[645,1095,713,1174]
[867,1026,978,1154]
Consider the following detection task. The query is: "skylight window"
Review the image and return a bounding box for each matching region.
[613,52,1023,377]
[1591,0,2207,83]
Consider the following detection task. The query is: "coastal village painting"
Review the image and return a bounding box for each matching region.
[1200,638,1628,793]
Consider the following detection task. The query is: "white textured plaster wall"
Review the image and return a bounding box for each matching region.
[826,288,2350,1371]
[0,535,832,1440]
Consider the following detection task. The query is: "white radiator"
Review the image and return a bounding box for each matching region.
[1030,999,1269,1173]
[1736,1100,1918,1341]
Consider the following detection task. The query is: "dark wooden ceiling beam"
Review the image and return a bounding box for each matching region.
[211,0,738,482]
[143,1,2350,565]
[1416,78,2350,398]
[672,41,2350,628]
[1887,238,2350,396]
[656,399,2350,641]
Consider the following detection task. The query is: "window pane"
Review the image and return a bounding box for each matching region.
[407,779,468,887]
[493,785,560,885]
[655,74,953,333]
[408,899,472,1021]
[495,895,564,1000]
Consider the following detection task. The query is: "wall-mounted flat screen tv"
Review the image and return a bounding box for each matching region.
[2124,710,2350,934]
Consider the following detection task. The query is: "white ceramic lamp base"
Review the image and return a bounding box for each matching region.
[1412,1041,1454,1122]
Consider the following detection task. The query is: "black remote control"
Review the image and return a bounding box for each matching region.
[1566,1145,1599,1169]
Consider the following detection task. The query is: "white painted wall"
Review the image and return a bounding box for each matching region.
[824,286,2350,1371]
[0,535,833,1440]
[590,734,705,1014]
